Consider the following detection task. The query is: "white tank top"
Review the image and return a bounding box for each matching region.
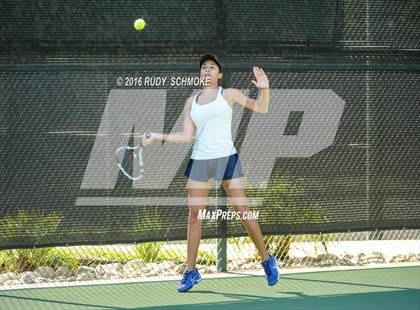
[190,86,237,160]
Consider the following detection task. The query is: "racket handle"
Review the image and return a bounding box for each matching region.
[139,131,152,147]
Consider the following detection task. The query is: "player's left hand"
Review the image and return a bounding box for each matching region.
[251,66,269,89]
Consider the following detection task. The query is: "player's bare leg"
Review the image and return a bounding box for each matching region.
[185,179,211,271]
[222,177,269,262]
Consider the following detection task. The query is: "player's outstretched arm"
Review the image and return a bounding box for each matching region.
[142,97,195,145]
[225,66,270,113]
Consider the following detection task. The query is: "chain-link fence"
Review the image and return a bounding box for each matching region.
[1,230,419,288]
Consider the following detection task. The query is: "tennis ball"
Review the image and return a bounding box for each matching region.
[134,18,146,31]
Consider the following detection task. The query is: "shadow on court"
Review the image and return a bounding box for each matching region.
[130,289,420,310]
[1,289,419,310]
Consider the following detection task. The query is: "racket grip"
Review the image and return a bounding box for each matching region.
[139,131,152,147]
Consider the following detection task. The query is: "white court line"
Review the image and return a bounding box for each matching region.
[75,197,263,207]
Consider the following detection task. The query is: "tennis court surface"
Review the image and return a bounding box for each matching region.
[1,266,419,310]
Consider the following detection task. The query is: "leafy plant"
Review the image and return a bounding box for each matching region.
[307,232,338,256]
[134,242,163,263]
[0,210,79,272]
[197,249,216,265]
[58,245,135,265]
[228,236,252,247]
[0,210,62,246]
[0,248,79,273]
[265,235,292,261]
[158,248,186,264]
[242,173,329,260]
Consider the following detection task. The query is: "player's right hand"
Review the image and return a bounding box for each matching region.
[141,131,154,146]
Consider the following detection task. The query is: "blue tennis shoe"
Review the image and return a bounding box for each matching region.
[178,268,202,292]
[262,254,280,286]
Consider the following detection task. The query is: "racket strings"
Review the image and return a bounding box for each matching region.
[115,144,145,181]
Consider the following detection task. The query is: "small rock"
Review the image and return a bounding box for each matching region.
[97,272,112,280]
[228,262,239,270]
[339,257,354,266]
[242,263,255,270]
[146,269,160,277]
[76,272,97,281]
[145,263,159,271]
[34,266,56,279]
[4,279,22,286]
[390,255,405,263]
[108,263,124,272]
[56,266,76,277]
[317,260,333,267]
[21,272,37,284]
[316,254,339,261]
[159,261,176,271]
[408,254,418,262]
[287,257,305,267]
[316,254,339,267]
[205,265,217,273]
[0,272,18,281]
[77,266,97,280]
[357,253,367,265]
[124,259,147,273]
[96,263,123,278]
[342,252,354,259]
[301,256,316,266]
[366,252,386,264]
[77,266,96,275]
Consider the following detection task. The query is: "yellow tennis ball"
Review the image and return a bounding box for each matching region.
[134,18,146,31]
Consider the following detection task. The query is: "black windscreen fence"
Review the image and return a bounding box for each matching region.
[1,0,419,249]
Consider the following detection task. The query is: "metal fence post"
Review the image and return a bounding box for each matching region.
[215,179,227,272]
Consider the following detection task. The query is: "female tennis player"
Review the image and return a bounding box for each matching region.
[142,54,279,292]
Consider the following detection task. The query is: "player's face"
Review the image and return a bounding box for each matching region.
[200,60,222,86]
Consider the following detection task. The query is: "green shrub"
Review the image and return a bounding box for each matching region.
[134,242,163,263]
[0,210,80,272]
[0,250,16,272]
[0,248,79,273]
[158,248,186,264]
[62,246,135,264]
[243,173,329,260]
[266,235,292,261]
[0,210,62,246]
[197,250,216,265]
[228,236,252,247]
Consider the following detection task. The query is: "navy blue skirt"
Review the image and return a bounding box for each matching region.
[184,153,244,181]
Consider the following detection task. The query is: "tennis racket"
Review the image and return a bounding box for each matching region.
[115,131,152,181]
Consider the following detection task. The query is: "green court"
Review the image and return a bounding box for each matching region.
[1,266,419,310]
